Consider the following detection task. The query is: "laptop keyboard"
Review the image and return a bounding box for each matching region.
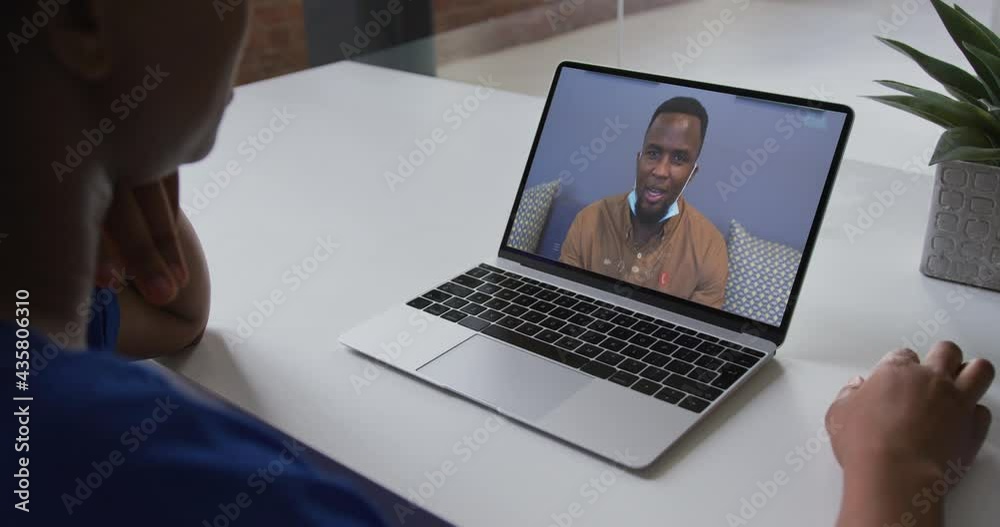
[406,264,765,414]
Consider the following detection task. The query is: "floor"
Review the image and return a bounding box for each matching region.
[435,0,999,171]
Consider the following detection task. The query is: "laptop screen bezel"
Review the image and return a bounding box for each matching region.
[496,61,854,347]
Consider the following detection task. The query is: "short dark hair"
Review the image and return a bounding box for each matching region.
[646,97,709,147]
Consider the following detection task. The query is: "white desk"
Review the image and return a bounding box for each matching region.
[163,61,999,527]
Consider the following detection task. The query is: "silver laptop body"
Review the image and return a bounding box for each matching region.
[341,62,853,469]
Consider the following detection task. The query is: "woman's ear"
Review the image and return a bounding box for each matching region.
[45,0,111,81]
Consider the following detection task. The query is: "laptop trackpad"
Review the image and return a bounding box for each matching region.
[418,335,590,421]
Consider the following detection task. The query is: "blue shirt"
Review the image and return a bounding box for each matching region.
[6,289,387,526]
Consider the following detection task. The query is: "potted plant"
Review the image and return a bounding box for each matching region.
[869,0,1000,292]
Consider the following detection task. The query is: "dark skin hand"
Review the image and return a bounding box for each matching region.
[827,341,994,527]
[96,172,211,358]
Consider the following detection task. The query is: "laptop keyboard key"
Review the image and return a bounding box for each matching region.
[467,292,491,304]
[651,340,678,356]
[459,317,490,331]
[588,320,614,333]
[599,337,627,352]
[631,321,658,335]
[499,278,523,289]
[619,358,646,374]
[440,282,474,298]
[480,309,505,322]
[532,301,557,313]
[516,323,543,337]
[453,275,484,289]
[497,316,523,329]
[641,351,671,367]
[609,370,639,387]
[689,367,717,383]
[568,313,594,326]
[512,294,537,307]
[631,379,661,396]
[444,297,469,309]
[608,327,636,340]
[665,359,694,375]
[424,303,449,316]
[740,347,767,359]
[620,345,648,360]
[718,363,749,378]
[495,289,519,301]
[652,327,680,341]
[579,331,606,344]
[477,283,502,295]
[482,273,506,284]
[711,373,741,390]
[719,349,760,368]
[576,344,602,358]
[654,387,685,404]
[535,290,559,302]
[639,366,668,383]
[549,307,574,320]
[460,303,486,316]
[679,396,710,413]
[407,297,432,309]
[697,342,724,356]
[518,284,541,296]
[592,308,617,321]
[695,356,724,370]
[484,298,509,310]
[674,335,701,348]
[559,324,586,338]
[536,329,561,344]
[574,302,598,314]
[502,304,528,317]
[441,310,467,323]
[465,267,489,278]
[521,310,546,324]
[581,361,615,379]
[596,351,625,366]
[663,374,723,401]
[611,314,638,327]
[540,317,566,330]
[424,290,451,303]
[555,336,583,351]
[673,348,701,363]
[628,334,656,348]
[553,296,579,308]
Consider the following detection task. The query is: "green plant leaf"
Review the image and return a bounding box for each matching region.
[965,44,1000,100]
[930,126,996,165]
[930,0,1000,102]
[930,145,1000,164]
[866,95,956,129]
[868,84,1000,135]
[875,36,990,104]
[953,4,1000,53]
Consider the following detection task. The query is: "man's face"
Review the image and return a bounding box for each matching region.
[634,112,703,224]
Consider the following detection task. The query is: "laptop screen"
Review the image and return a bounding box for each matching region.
[503,65,851,329]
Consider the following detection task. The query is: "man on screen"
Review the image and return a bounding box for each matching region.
[560,97,729,308]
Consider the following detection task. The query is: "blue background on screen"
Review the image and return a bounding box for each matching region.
[521,67,848,260]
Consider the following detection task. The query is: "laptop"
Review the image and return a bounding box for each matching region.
[341,61,853,469]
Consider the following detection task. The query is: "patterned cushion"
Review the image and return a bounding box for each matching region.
[509,180,560,253]
[723,220,802,326]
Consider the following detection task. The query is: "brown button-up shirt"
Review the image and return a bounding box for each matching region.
[559,193,729,308]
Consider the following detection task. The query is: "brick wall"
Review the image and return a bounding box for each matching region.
[236,0,309,85]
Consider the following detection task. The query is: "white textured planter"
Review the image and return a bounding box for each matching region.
[920,160,1000,291]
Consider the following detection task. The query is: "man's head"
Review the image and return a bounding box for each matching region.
[633,97,708,224]
[7,0,250,187]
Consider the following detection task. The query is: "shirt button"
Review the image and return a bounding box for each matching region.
[631,266,640,274]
